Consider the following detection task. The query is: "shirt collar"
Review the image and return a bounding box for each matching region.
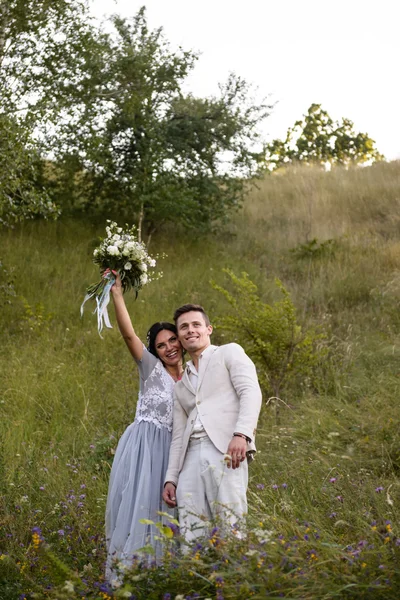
[186,344,215,374]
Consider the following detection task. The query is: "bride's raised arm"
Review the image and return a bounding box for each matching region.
[110,272,144,361]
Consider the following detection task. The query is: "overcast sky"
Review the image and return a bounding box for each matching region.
[91,0,400,160]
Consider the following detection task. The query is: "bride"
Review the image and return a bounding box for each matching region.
[105,273,184,582]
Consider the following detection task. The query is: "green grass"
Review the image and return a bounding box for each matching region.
[1,161,400,598]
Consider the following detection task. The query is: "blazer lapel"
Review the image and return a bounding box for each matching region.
[197,345,218,391]
[180,366,196,395]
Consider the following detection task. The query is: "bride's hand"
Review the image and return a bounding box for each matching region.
[105,270,121,295]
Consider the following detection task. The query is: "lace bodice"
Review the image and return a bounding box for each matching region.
[134,348,175,431]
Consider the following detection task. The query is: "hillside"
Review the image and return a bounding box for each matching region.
[1,161,400,598]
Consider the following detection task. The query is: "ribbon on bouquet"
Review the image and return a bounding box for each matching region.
[80,271,116,337]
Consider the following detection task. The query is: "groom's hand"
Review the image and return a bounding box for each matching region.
[163,482,177,507]
[225,436,247,469]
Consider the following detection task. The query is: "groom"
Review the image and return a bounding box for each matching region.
[162,304,262,541]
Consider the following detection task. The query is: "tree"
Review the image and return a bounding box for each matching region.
[0,0,101,224]
[265,103,383,170]
[0,114,58,226]
[54,9,270,242]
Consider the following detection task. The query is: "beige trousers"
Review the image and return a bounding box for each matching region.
[176,436,248,543]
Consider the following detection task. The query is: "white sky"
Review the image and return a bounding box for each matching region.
[91,0,400,160]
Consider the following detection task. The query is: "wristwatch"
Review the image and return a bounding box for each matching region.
[233,432,251,443]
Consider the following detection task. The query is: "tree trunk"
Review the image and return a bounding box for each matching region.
[137,201,144,243]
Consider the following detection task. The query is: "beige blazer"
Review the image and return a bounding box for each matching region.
[164,343,262,486]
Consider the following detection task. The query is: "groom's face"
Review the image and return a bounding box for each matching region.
[176,310,213,354]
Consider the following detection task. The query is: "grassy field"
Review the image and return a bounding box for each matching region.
[1,162,400,598]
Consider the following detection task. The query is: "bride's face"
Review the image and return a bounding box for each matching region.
[155,330,182,366]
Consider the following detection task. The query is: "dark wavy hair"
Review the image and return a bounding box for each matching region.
[146,322,180,361]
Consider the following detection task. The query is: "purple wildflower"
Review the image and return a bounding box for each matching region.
[375,486,384,493]
[256,483,265,490]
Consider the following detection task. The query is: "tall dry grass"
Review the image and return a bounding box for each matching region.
[1,161,400,598]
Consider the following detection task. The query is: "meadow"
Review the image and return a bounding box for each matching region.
[1,161,400,599]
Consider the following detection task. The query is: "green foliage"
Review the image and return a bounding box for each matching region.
[0,0,100,224]
[265,103,384,170]
[290,237,338,259]
[211,269,326,399]
[0,114,59,226]
[20,297,54,332]
[0,0,101,120]
[0,2,270,233]
[53,8,270,241]
[15,511,400,599]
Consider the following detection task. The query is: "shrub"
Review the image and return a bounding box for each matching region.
[211,270,327,403]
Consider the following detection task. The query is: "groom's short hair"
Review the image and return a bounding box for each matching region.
[173,304,210,326]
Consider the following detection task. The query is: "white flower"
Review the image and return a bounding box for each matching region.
[124,262,132,270]
[112,234,121,242]
[122,247,130,256]
[253,528,274,543]
[148,258,156,267]
[140,273,148,285]
[93,248,99,257]
[107,245,120,256]
[140,262,148,272]
[64,581,75,593]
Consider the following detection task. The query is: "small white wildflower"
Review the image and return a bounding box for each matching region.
[124,262,132,270]
[64,581,75,593]
[149,258,156,267]
[245,549,259,556]
[253,528,273,543]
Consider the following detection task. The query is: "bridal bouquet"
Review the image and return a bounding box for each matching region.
[81,221,160,335]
